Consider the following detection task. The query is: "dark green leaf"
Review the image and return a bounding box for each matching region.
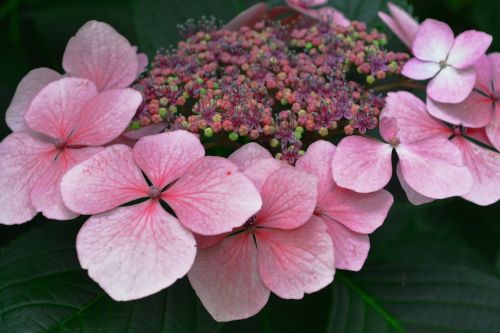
[0,221,221,333]
[327,202,500,333]
[133,0,260,56]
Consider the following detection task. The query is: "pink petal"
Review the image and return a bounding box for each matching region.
[24,78,98,141]
[5,68,61,132]
[256,218,334,299]
[379,117,399,142]
[467,128,493,146]
[133,131,204,189]
[447,30,492,69]
[225,3,269,30]
[123,123,168,140]
[396,137,473,199]
[491,53,500,93]
[323,216,370,271]
[486,105,500,151]
[0,133,56,225]
[228,142,273,170]
[188,233,270,322]
[426,92,494,128]
[295,140,336,204]
[401,58,440,80]
[31,147,102,220]
[381,91,451,143]
[256,167,317,230]
[320,186,393,234]
[194,233,229,249]
[63,20,139,91]
[378,12,412,49]
[396,163,434,205]
[77,200,196,301]
[242,158,283,192]
[61,145,149,215]
[331,136,393,193]
[67,88,142,146]
[412,19,454,62]
[316,8,350,27]
[474,55,494,94]
[427,66,476,104]
[137,53,148,75]
[163,157,262,235]
[287,0,326,8]
[387,2,419,48]
[453,137,500,206]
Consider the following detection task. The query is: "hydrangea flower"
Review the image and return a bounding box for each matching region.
[332,91,473,200]
[188,143,334,321]
[382,92,500,206]
[427,53,500,150]
[402,19,492,103]
[60,131,262,301]
[5,20,146,133]
[378,2,419,49]
[0,78,141,224]
[296,141,393,271]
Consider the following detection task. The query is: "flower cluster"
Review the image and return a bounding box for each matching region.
[130,14,408,162]
[0,0,498,324]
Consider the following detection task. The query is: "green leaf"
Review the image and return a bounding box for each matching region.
[326,202,500,333]
[133,0,260,56]
[0,221,221,333]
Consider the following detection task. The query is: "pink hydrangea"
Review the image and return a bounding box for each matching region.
[5,20,147,133]
[378,2,419,49]
[0,78,142,224]
[402,19,492,103]
[427,53,500,150]
[60,131,262,301]
[296,141,393,271]
[332,91,474,200]
[382,92,500,206]
[188,143,334,321]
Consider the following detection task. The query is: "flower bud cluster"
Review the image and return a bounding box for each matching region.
[131,18,408,162]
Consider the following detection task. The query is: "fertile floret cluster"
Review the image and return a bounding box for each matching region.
[131,18,408,162]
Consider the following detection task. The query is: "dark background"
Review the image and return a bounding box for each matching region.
[0,0,499,332]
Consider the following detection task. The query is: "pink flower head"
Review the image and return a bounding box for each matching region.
[60,131,262,301]
[286,0,350,27]
[332,91,474,200]
[0,77,142,225]
[378,2,419,49]
[296,141,393,271]
[188,143,334,322]
[427,53,500,150]
[402,19,492,103]
[5,21,147,133]
[381,92,500,206]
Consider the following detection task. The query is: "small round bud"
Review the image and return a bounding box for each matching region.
[366,75,376,85]
[319,127,329,137]
[204,127,214,138]
[270,138,280,148]
[130,121,141,130]
[228,132,239,141]
[159,108,167,118]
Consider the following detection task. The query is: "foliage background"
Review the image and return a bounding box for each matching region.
[0,0,499,332]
